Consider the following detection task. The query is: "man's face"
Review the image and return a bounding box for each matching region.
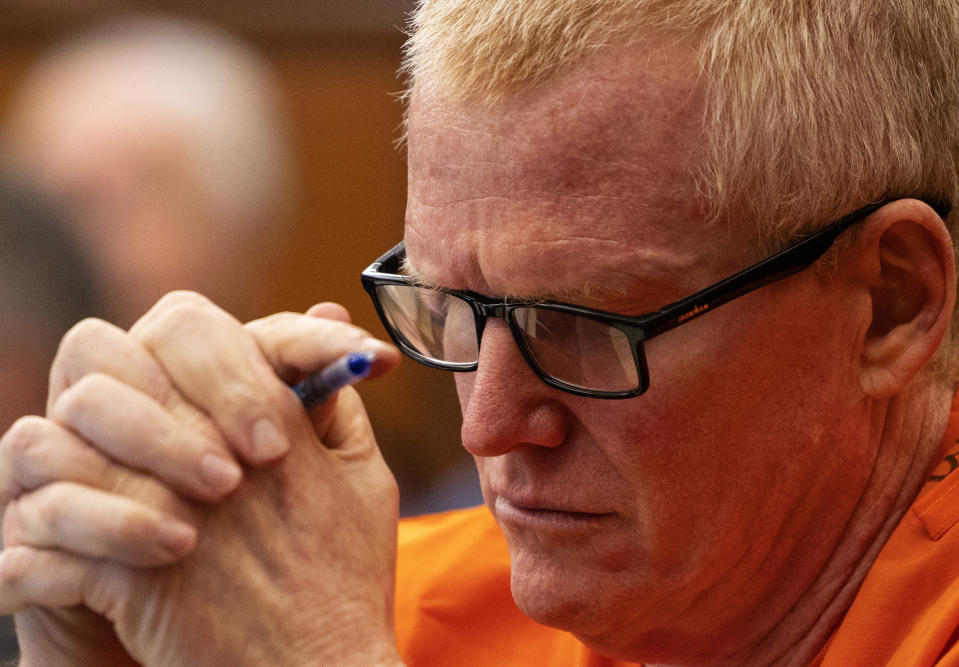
[405,41,871,660]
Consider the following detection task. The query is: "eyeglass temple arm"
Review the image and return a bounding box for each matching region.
[642,199,951,340]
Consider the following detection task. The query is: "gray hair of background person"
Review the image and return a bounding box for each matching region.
[4,12,294,236]
[0,12,296,327]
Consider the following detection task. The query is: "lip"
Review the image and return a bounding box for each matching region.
[493,495,616,532]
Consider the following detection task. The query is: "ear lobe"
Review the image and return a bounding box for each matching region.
[859,200,956,397]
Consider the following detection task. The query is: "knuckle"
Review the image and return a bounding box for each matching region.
[223,377,288,415]
[58,317,113,352]
[153,290,214,312]
[50,372,112,424]
[244,311,301,348]
[137,292,227,345]
[2,500,20,545]
[49,318,120,401]
[0,418,56,506]
[0,416,48,462]
[54,318,114,368]
[115,506,159,542]
[0,546,29,589]
[30,485,68,532]
[248,311,298,331]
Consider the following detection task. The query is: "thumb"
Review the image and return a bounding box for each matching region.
[306,302,353,323]
[317,386,381,458]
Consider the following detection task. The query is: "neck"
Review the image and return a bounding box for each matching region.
[742,379,955,666]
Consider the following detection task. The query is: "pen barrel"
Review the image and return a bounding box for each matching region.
[294,352,374,407]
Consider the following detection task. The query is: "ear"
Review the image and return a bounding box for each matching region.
[855,199,956,397]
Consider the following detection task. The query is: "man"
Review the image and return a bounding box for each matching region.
[2,1,959,664]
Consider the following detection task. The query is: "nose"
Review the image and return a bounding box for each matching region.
[457,319,569,458]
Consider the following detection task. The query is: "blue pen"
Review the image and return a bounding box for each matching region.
[293,351,375,408]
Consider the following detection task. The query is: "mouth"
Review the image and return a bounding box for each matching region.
[493,496,616,532]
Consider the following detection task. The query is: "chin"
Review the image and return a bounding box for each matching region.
[509,549,625,636]
[511,579,649,662]
[507,550,702,664]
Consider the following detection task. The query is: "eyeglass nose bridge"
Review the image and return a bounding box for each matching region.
[468,300,511,345]
[467,299,554,390]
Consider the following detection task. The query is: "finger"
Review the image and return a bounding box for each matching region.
[305,301,353,323]
[247,312,400,450]
[4,482,196,567]
[0,546,96,614]
[131,292,304,465]
[50,374,242,501]
[1,417,202,523]
[0,546,133,624]
[47,315,246,492]
[319,386,380,454]
[48,318,176,413]
[247,311,401,383]
[0,416,108,506]
[133,292,397,467]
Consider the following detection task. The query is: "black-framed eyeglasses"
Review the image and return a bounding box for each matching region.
[361,198,952,399]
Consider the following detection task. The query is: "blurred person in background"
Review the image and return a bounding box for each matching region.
[1,13,296,328]
[0,171,103,663]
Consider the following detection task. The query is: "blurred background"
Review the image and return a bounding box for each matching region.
[0,4,480,656]
[0,0,477,509]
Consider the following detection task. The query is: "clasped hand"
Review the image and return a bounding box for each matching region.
[0,292,403,666]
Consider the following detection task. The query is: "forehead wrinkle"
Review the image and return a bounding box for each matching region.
[410,45,703,212]
[405,230,702,315]
[513,236,704,309]
[405,38,723,316]
[404,253,630,305]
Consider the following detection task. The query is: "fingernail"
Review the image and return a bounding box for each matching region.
[200,454,242,496]
[251,419,288,462]
[159,519,196,557]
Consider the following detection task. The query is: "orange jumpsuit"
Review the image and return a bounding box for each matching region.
[396,396,959,665]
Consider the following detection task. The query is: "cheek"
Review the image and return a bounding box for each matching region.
[587,285,866,561]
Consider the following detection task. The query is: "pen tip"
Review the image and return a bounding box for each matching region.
[347,351,374,375]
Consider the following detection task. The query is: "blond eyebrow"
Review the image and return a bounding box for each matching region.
[399,258,440,288]
[401,256,635,309]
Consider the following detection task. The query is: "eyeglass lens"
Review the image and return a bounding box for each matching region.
[511,307,638,392]
[375,284,478,364]
[375,284,640,393]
